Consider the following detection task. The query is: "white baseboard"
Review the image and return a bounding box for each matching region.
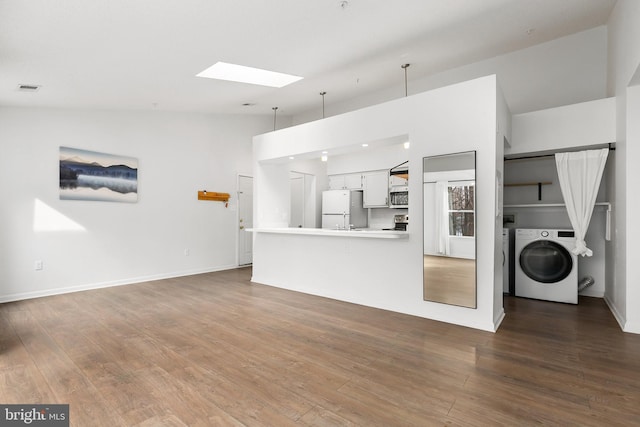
[0,264,238,304]
[604,295,629,332]
[623,321,640,334]
[579,289,605,298]
[493,307,506,332]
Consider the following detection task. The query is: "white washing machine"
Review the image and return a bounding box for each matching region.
[514,229,578,304]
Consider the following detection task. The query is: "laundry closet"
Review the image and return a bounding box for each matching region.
[502,97,616,304]
[503,153,612,299]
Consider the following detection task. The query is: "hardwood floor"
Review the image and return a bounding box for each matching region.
[2,267,640,426]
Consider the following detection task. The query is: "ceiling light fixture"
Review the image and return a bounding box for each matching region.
[404,141,410,149]
[321,155,328,162]
[196,62,303,88]
[362,143,369,147]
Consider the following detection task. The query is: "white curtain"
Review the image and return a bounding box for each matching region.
[435,180,450,255]
[555,148,609,257]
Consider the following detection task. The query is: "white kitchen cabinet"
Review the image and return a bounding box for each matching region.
[344,173,363,189]
[363,170,389,208]
[328,175,344,190]
[328,173,362,190]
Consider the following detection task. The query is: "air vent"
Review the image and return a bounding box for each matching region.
[17,84,41,92]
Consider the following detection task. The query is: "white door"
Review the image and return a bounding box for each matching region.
[238,175,253,265]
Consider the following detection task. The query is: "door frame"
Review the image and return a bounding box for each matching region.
[237,173,253,266]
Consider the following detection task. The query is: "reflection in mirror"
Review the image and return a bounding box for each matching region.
[290,171,316,228]
[423,151,476,308]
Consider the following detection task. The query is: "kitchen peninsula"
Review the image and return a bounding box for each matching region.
[251,75,510,332]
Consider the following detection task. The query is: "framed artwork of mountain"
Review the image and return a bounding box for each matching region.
[59,146,138,203]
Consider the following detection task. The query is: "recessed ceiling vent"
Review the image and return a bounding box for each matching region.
[17,84,41,92]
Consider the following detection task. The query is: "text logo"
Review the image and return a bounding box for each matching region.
[1,405,68,426]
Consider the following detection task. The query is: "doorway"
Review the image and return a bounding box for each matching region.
[290,171,317,228]
[238,175,253,266]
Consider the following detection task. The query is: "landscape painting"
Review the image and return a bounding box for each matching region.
[59,146,138,203]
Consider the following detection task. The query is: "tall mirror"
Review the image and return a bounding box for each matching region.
[423,151,476,308]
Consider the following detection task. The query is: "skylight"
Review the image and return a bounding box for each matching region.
[196,62,303,88]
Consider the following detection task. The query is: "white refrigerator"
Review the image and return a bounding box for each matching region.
[321,190,367,229]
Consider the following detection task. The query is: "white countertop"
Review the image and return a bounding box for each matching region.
[247,227,409,239]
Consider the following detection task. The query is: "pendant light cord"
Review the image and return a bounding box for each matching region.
[401,64,410,97]
[320,92,326,118]
[272,107,278,131]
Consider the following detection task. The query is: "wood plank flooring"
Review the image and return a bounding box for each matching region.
[2,267,640,426]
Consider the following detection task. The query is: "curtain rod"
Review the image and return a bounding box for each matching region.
[504,143,615,162]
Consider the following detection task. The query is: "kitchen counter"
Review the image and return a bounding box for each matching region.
[247,227,409,239]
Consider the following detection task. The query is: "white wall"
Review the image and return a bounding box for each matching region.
[625,83,640,332]
[292,26,608,125]
[508,98,616,156]
[253,76,501,332]
[607,0,640,333]
[0,107,272,302]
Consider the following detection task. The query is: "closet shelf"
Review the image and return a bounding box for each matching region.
[504,181,552,187]
[503,202,611,209]
[504,181,552,200]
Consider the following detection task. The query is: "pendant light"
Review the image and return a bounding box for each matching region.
[272,107,278,131]
[401,63,410,97]
[319,91,327,118]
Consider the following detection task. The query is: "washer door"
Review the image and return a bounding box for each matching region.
[519,240,573,284]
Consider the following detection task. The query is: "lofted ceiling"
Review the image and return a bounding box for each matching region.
[0,0,617,117]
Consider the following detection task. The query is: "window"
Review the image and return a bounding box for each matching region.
[448,182,474,236]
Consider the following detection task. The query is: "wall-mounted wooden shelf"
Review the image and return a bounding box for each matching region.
[198,191,230,203]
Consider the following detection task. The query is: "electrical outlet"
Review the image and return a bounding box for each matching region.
[184,248,190,256]
[34,260,43,270]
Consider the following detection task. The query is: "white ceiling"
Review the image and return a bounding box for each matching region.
[0,0,616,117]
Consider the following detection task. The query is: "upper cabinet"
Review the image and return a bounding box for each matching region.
[363,170,389,208]
[329,170,391,207]
[328,173,363,190]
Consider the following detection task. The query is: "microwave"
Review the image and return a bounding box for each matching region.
[389,186,408,208]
